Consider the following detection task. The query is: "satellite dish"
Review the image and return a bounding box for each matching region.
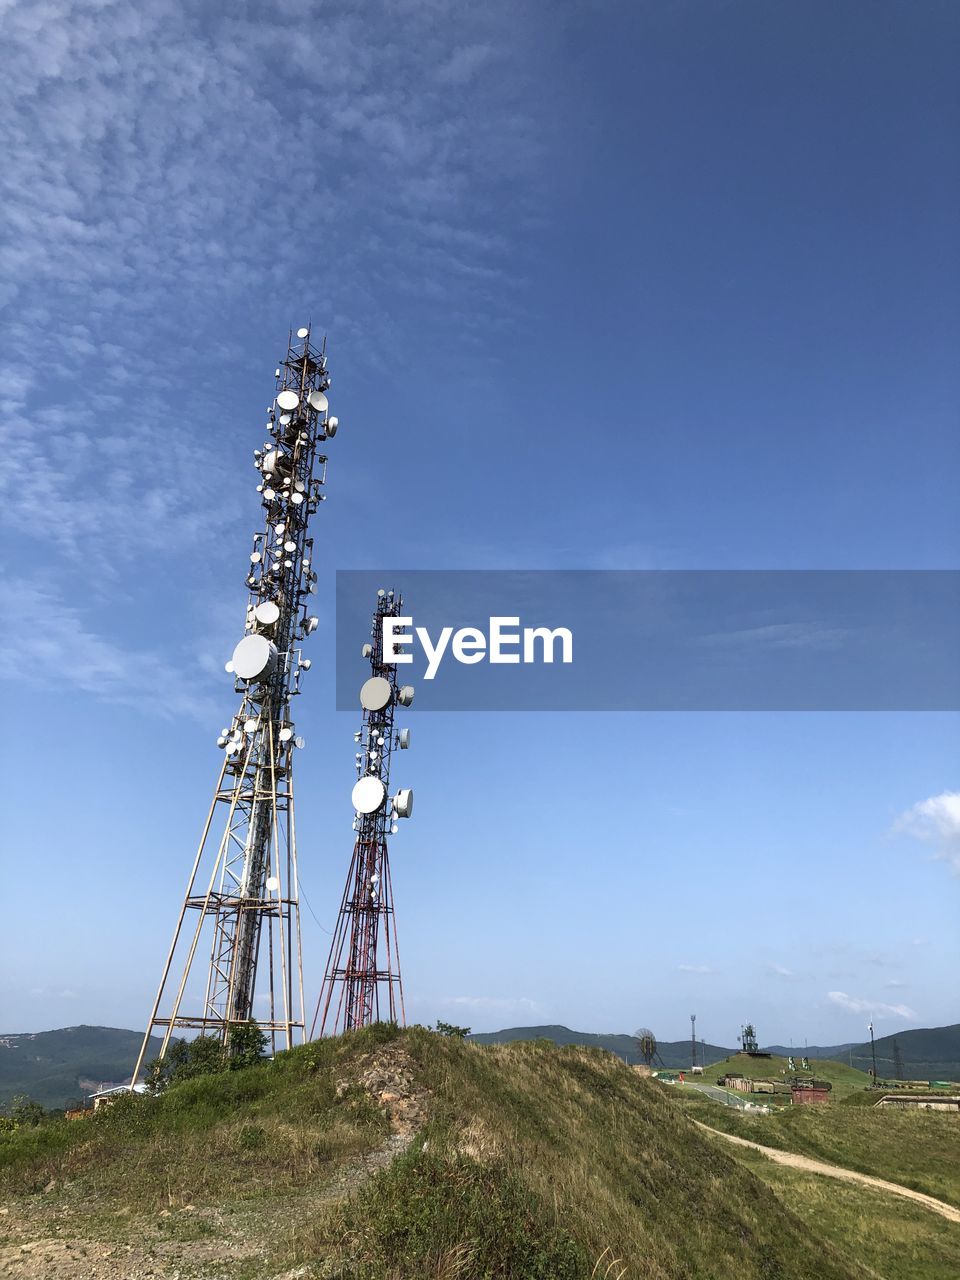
[291,491,304,505]
[299,658,312,670]
[263,487,276,501]
[284,540,296,553]
[308,390,328,413]
[279,725,294,742]
[305,615,319,634]
[393,788,414,818]
[360,676,392,711]
[294,735,305,749]
[224,661,235,673]
[297,327,309,338]
[361,643,373,658]
[243,718,258,733]
[262,449,287,474]
[254,600,281,626]
[266,875,280,891]
[277,390,299,411]
[352,775,387,814]
[325,416,338,438]
[399,727,411,749]
[231,634,277,681]
[634,1029,660,1067]
[397,685,415,707]
[391,823,399,834]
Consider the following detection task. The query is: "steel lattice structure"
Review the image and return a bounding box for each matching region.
[311,591,413,1035]
[132,327,337,1082]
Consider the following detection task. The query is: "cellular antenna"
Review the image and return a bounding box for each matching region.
[311,592,414,1034]
[131,327,339,1082]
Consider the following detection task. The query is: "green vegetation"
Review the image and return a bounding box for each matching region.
[674,1087,960,1206]
[0,1025,163,1110]
[700,1051,875,1099]
[729,1143,960,1280]
[0,1026,865,1279]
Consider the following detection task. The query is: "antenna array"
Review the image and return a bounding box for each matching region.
[132,326,337,1080]
[312,591,414,1034]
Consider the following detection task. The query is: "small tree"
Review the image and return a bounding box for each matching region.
[227,1021,267,1069]
[433,1020,471,1039]
[9,1095,45,1127]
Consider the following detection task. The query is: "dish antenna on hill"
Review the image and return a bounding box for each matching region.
[634,1027,662,1067]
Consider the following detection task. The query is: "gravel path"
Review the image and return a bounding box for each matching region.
[695,1120,960,1224]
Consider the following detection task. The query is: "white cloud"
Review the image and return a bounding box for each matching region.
[677,963,715,974]
[894,791,960,874]
[826,991,917,1020]
[0,577,222,723]
[440,996,543,1016]
[768,964,794,978]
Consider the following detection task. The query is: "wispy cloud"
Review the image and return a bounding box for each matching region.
[0,577,222,723]
[696,622,847,651]
[894,790,960,874]
[440,995,543,1016]
[826,991,917,1020]
[768,964,794,978]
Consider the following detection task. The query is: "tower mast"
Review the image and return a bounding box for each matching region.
[312,591,414,1034]
[132,327,338,1082]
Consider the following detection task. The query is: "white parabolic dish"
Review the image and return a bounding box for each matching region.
[254,600,281,626]
[308,390,328,413]
[352,775,387,814]
[359,676,392,711]
[277,390,299,411]
[231,634,277,681]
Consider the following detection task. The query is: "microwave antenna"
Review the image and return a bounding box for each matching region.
[131,326,339,1081]
[311,591,414,1034]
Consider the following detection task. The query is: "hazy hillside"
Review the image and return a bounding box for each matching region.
[468,1023,960,1080]
[765,1024,960,1081]
[0,1026,162,1109]
[0,1025,864,1279]
[469,1023,734,1066]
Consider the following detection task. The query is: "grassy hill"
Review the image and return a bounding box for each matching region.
[0,1024,870,1279]
[763,1024,960,1082]
[699,1051,874,1099]
[468,1023,732,1068]
[0,1026,162,1110]
[675,1085,960,1206]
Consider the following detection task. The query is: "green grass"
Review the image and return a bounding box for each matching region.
[674,1087,960,1206]
[728,1143,960,1280]
[700,1051,875,1099]
[0,1022,398,1204]
[0,1028,908,1279]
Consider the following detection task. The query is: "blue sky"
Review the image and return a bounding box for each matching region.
[1,0,957,1048]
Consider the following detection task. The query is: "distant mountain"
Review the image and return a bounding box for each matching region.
[467,1024,734,1068]
[0,1025,162,1110]
[468,1022,960,1080]
[763,1024,960,1082]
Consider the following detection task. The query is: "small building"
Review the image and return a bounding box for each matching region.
[725,1075,753,1093]
[791,1080,832,1105]
[876,1094,960,1112]
[89,1083,149,1112]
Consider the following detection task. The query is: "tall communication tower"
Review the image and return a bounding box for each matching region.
[311,592,414,1035]
[690,1013,697,1069]
[131,327,338,1082]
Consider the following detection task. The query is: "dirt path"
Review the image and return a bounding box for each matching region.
[695,1120,960,1224]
